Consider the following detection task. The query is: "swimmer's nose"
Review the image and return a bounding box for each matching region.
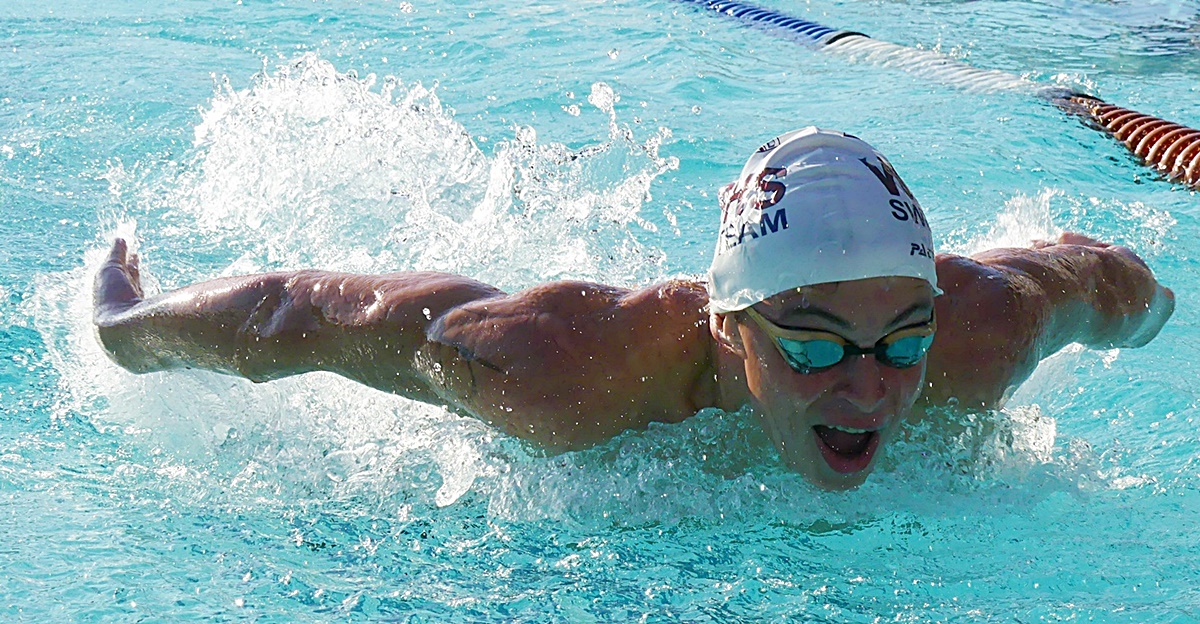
[836,354,888,412]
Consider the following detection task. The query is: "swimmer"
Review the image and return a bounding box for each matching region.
[92,127,1175,490]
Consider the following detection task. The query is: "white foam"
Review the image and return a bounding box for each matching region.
[958,187,1063,255]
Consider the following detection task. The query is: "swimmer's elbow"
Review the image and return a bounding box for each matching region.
[232,279,326,381]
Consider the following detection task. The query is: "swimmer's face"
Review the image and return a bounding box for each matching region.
[734,276,935,490]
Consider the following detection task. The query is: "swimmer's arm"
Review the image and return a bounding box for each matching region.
[978,233,1174,352]
[922,233,1173,409]
[93,239,503,401]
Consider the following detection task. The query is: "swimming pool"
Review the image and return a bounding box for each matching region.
[3,0,1199,619]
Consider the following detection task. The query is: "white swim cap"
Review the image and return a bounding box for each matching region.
[707,127,939,313]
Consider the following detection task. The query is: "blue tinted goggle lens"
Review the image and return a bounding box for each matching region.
[743,306,936,374]
[775,332,934,373]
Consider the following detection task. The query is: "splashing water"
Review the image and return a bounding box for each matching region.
[23,54,1106,532]
[137,54,681,289]
[34,55,685,516]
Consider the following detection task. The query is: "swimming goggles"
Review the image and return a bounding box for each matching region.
[742,306,936,374]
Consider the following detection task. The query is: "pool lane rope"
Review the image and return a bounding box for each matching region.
[674,0,1200,189]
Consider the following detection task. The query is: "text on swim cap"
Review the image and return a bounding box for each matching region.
[756,136,782,153]
[859,156,930,230]
[721,166,787,222]
[859,156,916,199]
[719,208,789,253]
[890,199,929,228]
[717,166,790,255]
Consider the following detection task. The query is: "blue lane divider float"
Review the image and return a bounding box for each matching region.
[674,0,847,46]
[673,0,1200,190]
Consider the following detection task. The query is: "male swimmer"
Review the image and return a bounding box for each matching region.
[93,128,1174,490]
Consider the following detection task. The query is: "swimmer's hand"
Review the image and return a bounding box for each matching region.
[94,238,170,373]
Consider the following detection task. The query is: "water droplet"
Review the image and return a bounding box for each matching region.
[588,82,616,114]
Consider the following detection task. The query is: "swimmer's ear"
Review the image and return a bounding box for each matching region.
[710,312,747,358]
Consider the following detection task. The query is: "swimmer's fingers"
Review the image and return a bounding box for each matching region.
[126,249,142,299]
[1055,232,1108,248]
[115,238,144,291]
[106,238,129,265]
[107,238,143,297]
[95,238,145,317]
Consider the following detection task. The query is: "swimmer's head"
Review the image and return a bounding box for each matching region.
[707,128,939,489]
[706,127,938,313]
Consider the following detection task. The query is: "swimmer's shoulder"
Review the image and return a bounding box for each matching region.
[426,277,715,437]
[616,279,717,419]
[521,278,711,367]
[454,277,709,327]
[618,277,712,349]
[924,254,1045,410]
[498,277,707,313]
[618,278,710,320]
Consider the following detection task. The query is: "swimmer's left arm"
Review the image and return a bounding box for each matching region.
[923,233,1173,409]
[981,233,1174,352]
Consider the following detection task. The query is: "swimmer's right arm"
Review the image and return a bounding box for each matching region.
[94,238,714,448]
[93,239,504,403]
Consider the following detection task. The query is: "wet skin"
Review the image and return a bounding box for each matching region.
[93,233,1174,489]
[727,278,933,490]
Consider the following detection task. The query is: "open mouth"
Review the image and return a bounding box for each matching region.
[813,425,880,474]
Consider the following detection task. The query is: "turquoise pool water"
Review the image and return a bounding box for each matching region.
[3,0,1200,620]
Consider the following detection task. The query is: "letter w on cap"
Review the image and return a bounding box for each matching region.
[859,157,915,199]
